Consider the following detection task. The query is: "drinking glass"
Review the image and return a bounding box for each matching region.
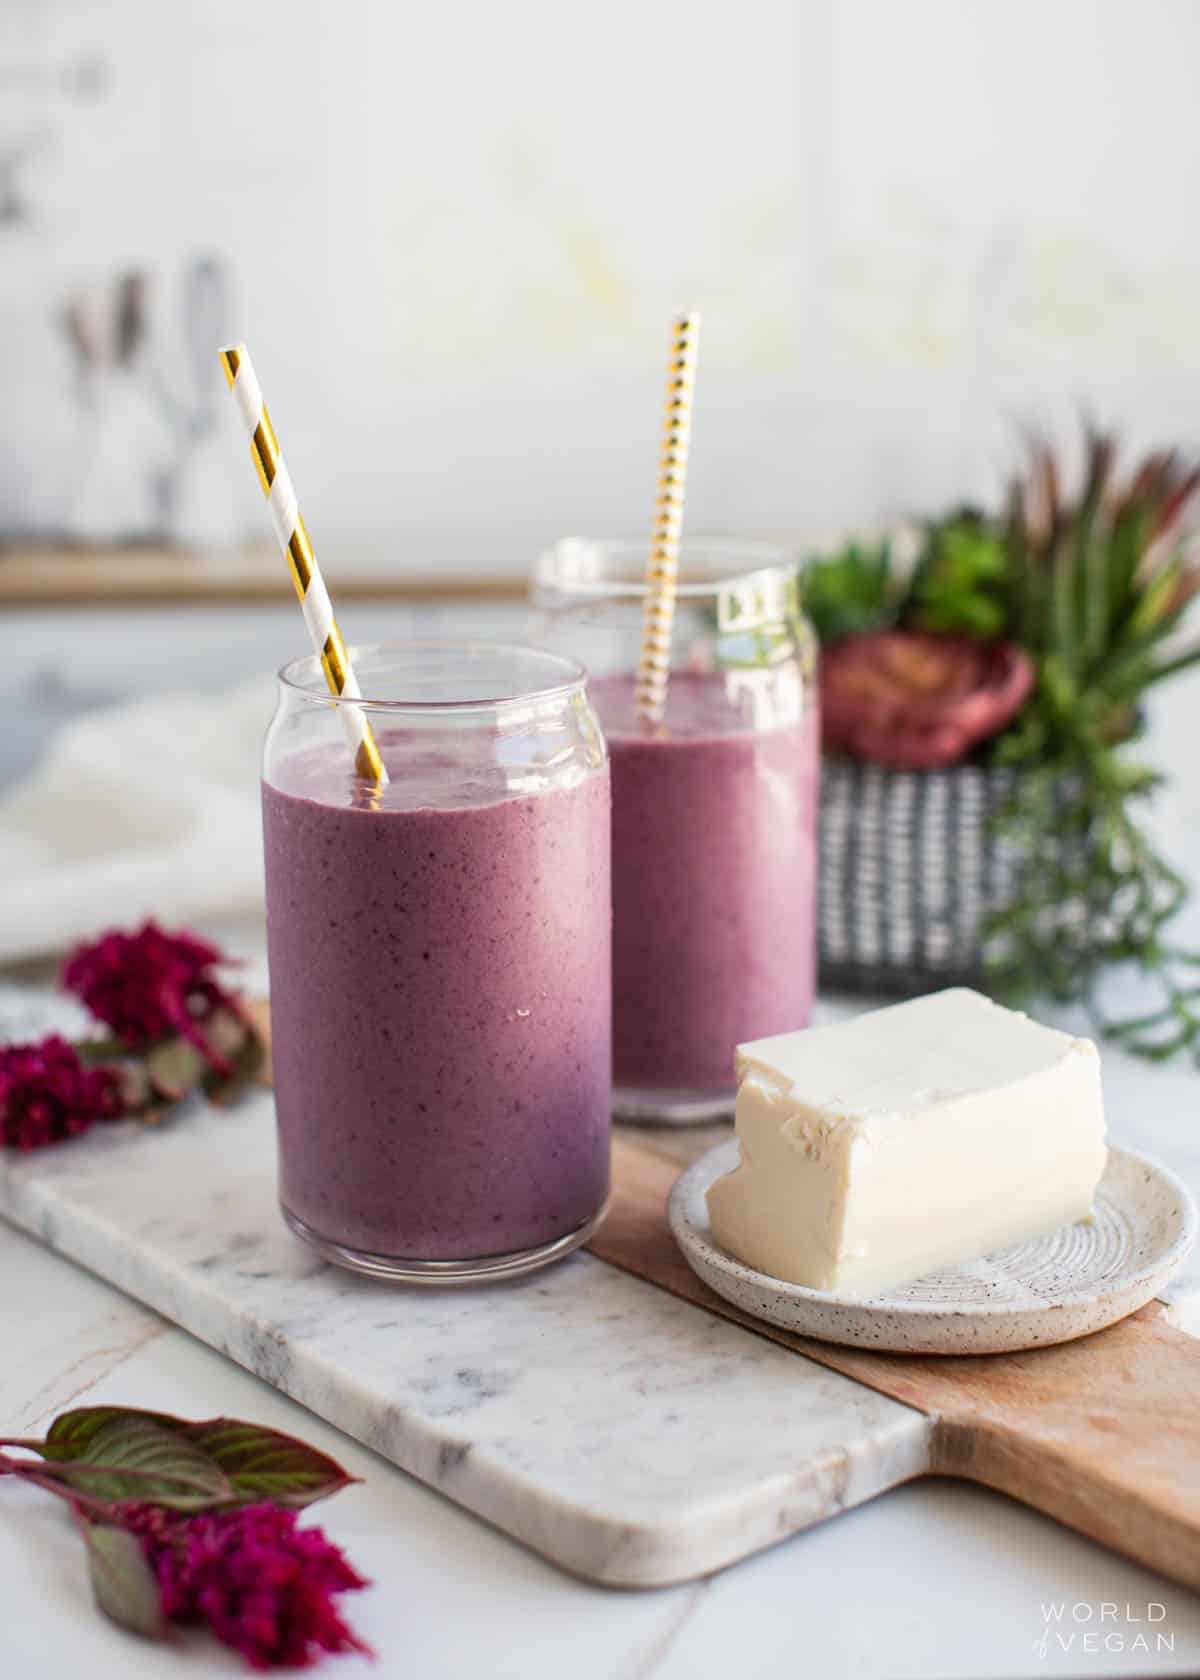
[262,641,612,1280]
[533,540,819,1123]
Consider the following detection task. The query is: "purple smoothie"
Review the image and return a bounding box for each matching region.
[590,671,819,1097]
[262,733,611,1261]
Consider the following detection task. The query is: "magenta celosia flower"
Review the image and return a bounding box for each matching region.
[62,921,240,1072]
[119,1503,371,1670]
[0,1035,123,1151]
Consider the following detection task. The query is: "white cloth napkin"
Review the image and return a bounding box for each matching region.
[0,680,274,963]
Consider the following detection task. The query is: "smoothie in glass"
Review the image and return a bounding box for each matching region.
[534,539,819,1120]
[262,643,612,1280]
[591,671,819,1104]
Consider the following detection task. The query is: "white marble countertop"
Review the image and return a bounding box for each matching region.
[3,600,1200,1678]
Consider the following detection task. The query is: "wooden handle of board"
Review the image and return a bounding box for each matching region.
[595,1135,1200,1590]
[923,1309,1200,1588]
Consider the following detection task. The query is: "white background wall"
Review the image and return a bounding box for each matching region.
[4,0,1200,565]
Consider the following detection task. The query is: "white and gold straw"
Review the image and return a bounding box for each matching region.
[219,344,387,785]
[634,313,701,724]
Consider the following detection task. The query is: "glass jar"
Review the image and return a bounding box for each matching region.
[261,641,612,1281]
[533,540,819,1123]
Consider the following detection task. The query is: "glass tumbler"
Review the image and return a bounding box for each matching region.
[533,540,819,1123]
[261,641,612,1281]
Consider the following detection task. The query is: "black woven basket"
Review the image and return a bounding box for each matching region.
[817,757,1093,994]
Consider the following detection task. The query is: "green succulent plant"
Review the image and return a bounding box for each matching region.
[799,537,898,643]
[806,427,1200,1061]
[908,509,1009,639]
[982,431,1200,1055]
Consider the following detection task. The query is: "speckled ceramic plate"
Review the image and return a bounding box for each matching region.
[669,1141,1197,1355]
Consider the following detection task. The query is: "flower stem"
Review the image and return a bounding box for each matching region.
[0,1451,116,1517]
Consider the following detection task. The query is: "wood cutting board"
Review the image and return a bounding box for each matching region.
[599,1130,1200,1593]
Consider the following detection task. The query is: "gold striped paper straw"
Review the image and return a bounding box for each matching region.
[634,313,701,725]
[218,345,387,785]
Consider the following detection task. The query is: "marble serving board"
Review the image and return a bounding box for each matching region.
[0,1091,932,1587]
[5,1046,1200,1590]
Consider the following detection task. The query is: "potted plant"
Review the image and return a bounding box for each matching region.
[811,429,1200,1062]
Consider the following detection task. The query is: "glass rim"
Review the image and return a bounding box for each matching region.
[533,535,801,601]
[277,639,589,715]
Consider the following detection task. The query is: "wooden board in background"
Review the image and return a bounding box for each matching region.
[0,543,525,606]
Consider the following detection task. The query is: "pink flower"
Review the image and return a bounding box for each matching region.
[120,1503,372,1670]
[62,922,240,1073]
[0,1035,123,1151]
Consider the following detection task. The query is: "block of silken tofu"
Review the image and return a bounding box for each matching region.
[706,989,1108,1296]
